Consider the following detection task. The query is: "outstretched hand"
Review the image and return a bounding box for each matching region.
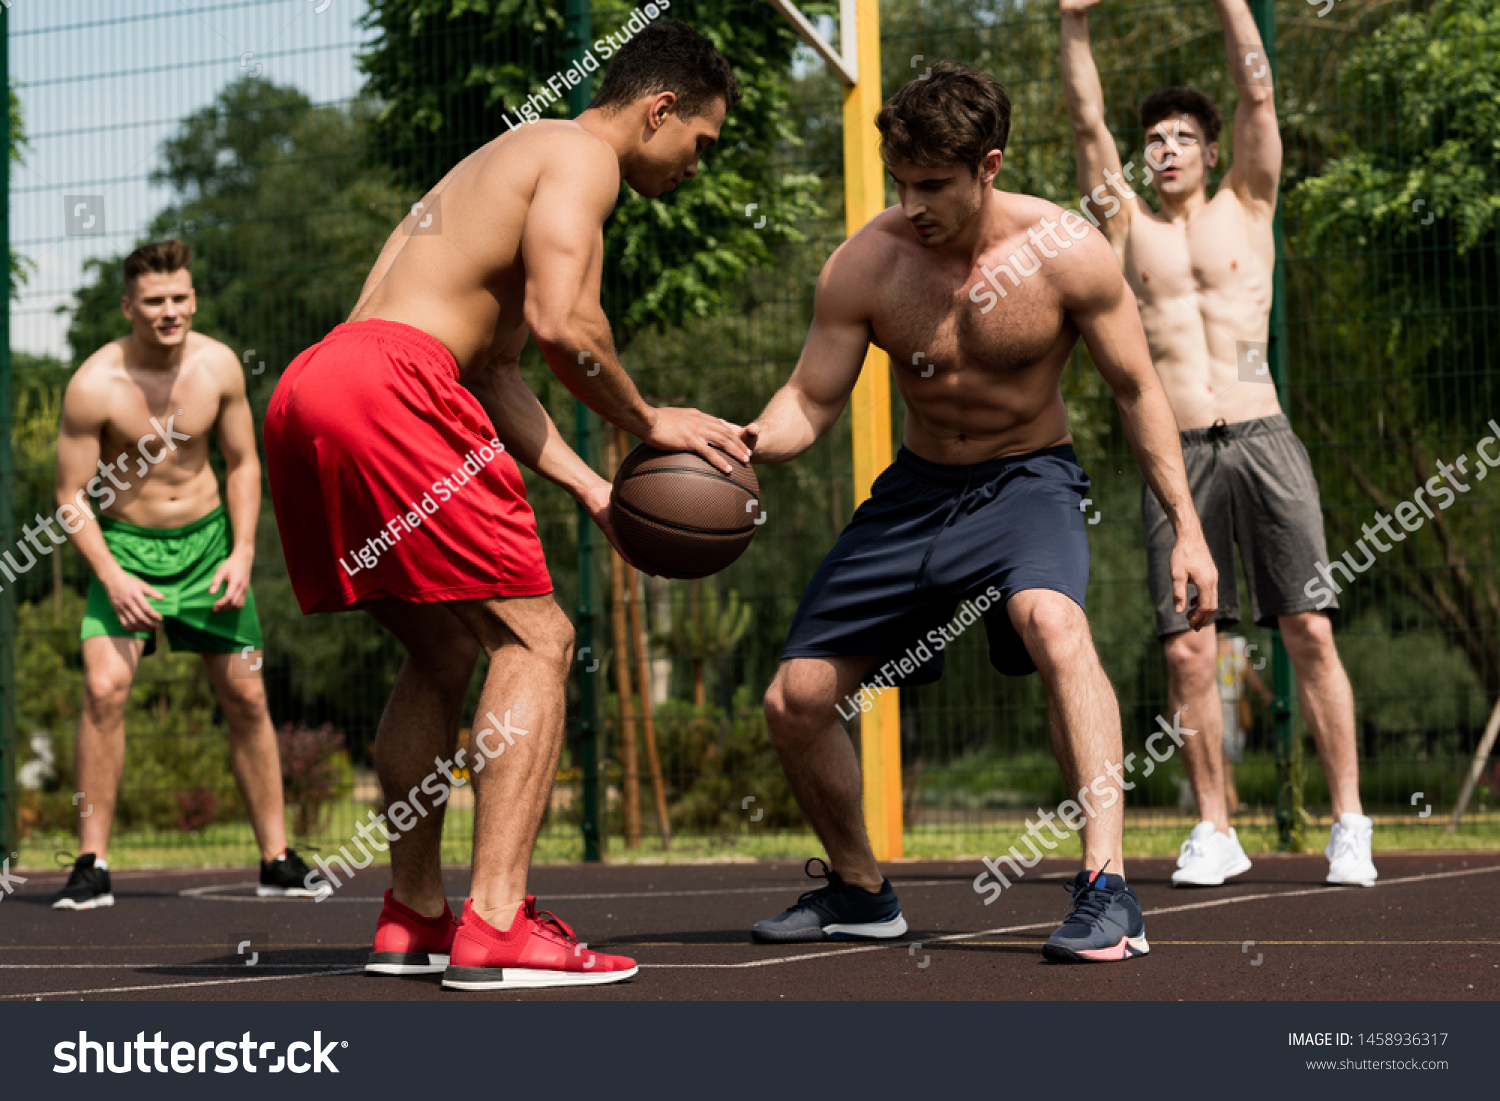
[643,407,753,474]
[1059,0,1101,13]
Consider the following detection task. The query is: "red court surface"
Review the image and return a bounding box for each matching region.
[2,853,1496,1001]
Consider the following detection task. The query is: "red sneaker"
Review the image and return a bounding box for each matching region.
[366,889,459,975]
[442,896,638,990]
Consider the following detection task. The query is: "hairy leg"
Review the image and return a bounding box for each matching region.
[1163,626,1229,832]
[763,655,885,891]
[1280,611,1362,819]
[1009,590,1125,875]
[364,599,481,918]
[446,594,574,930]
[75,637,145,862]
[203,652,287,863]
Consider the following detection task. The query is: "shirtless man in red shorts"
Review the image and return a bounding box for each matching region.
[265,20,750,991]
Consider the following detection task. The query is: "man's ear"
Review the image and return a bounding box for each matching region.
[977,149,1004,188]
[1206,141,1220,169]
[120,295,133,320]
[645,90,678,133]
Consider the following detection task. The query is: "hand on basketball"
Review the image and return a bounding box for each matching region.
[1171,533,1219,631]
[105,570,166,633]
[210,549,253,612]
[643,407,752,474]
[580,479,657,576]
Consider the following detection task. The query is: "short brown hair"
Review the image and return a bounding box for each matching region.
[124,240,192,293]
[875,62,1011,174]
[589,20,741,120]
[1140,87,1222,145]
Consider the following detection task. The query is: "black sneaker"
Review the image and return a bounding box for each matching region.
[258,847,328,899]
[1042,868,1149,963]
[52,853,114,911]
[751,858,908,943]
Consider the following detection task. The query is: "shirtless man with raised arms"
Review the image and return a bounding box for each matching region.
[742,63,1217,963]
[51,240,322,910]
[1060,0,1375,887]
[266,19,752,991]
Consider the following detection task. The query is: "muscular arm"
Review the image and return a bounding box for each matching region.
[522,130,748,471]
[1058,0,1141,249]
[210,351,259,609]
[1215,0,1280,207]
[55,363,164,629]
[1061,232,1218,627]
[747,242,873,464]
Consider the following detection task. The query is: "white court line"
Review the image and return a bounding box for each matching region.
[176,878,972,904]
[19,863,1497,992]
[643,863,1500,970]
[1,968,365,1001]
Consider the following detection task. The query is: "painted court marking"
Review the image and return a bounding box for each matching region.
[7,863,1494,995]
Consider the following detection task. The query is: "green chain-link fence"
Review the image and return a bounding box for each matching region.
[4,0,1497,870]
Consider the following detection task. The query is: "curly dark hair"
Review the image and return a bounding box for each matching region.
[589,19,740,119]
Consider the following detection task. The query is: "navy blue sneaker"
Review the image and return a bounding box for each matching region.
[752,858,908,943]
[1042,868,1149,963]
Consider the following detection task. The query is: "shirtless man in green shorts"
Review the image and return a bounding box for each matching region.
[49,240,324,908]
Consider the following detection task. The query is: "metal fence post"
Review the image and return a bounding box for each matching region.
[1250,0,1304,853]
[566,0,602,864]
[0,3,17,861]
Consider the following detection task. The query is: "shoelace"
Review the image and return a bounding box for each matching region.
[530,901,580,946]
[1059,862,1116,929]
[1328,826,1364,861]
[54,850,79,870]
[785,857,840,913]
[1177,833,1209,867]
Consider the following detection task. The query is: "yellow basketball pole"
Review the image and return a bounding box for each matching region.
[840,0,901,862]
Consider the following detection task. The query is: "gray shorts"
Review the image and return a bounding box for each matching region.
[1142,414,1336,638]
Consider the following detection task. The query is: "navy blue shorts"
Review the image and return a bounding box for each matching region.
[781,445,1092,681]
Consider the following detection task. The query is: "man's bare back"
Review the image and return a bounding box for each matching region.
[60,331,244,529]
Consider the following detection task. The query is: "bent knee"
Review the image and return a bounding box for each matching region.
[764,670,840,740]
[83,670,133,714]
[1163,632,1216,687]
[1015,596,1091,667]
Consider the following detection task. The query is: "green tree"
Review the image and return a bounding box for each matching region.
[9,80,32,299]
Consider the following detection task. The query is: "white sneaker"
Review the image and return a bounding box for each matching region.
[1171,821,1253,887]
[1326,812,1378,886]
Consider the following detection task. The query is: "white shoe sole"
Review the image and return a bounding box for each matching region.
[257,885,322,898]
[1171,853,1251,888]
[441,964,639,991]
[824,914,909,940]
[366,952,450,975]
[1326,871,1377,887]
[53,894,115,911]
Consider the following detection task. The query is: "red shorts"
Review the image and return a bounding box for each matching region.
[265,319,553,613]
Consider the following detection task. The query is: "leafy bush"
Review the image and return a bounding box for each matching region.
[276,722,351,838]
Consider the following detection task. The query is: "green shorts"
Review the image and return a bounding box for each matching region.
[80,506,264,654]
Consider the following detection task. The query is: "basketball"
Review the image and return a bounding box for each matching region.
[609,444,763,579]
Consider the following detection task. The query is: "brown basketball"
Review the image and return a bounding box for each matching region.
[609,444,762,579]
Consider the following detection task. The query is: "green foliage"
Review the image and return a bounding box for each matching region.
[65,77,405,377]
[276,722,353,838]
[15,592,242,835]
[651,685,802,830]
[9,79,32,298]
[359,0,824,345]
